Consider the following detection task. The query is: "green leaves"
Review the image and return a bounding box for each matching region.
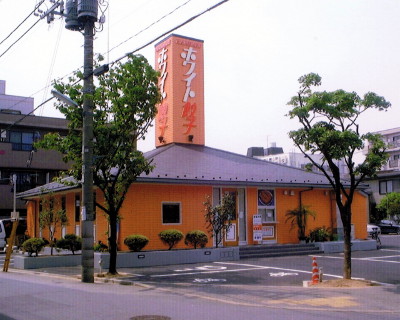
[287,73,390,176]
[376,192,400,218]
[39,54,161,216]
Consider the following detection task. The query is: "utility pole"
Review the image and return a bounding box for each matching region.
[3,174,19,272]
[80,8,96,284]
[40,0,100,283]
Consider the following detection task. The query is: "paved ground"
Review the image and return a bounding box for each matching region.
[1,235,399,316]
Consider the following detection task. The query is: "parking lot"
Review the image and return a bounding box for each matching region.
[117,235,400,287]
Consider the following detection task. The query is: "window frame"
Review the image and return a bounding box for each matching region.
[379,180,393,195]
[257,189,276,223]
[161,202,182,225]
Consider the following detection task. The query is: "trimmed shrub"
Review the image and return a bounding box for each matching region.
[159,229,184,250]
[184,230,208,249]
[309,226,332,242]
[56,234,82,255]
[22,238,46,257]
[93,240,108,252]
[124,234,149,252]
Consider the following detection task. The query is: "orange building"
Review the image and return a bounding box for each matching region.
[18,34,369,251]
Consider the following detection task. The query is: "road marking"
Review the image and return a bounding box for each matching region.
[359,255,400,260]
[174,265,227,272]
[150,266,263,278]
[312,254,400,264]
[193,278,227,283]
[215,261,365,280]
[269,272,299,277]
[215,261,312,274]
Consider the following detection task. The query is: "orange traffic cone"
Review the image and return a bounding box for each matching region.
[311,256,320,284]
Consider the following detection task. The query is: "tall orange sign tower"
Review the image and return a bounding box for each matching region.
[154,34,205,147]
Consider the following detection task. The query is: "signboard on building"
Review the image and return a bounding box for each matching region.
[154,34,205,147]
[253,214,263,242]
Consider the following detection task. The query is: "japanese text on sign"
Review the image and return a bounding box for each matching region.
[181,47,197,102]
[157,48,168,100]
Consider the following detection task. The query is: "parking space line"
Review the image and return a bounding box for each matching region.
[215,261,312,275]
[215,261,356,279]
[150,266,264,278]
[359,255,400,260]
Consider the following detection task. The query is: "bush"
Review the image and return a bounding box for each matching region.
[184,230,208,249]
[159,229,184,250]
[93,240,108,252]
[56,234,82,255]
[309,226,332,242]
[22,238,46,257]
[124,234,149,252]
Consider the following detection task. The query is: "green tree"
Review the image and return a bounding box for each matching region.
[39,192,68,255]
[376,192,400,223]
[36,54,160,274]
[287,73,390,279]
[204,193,236,248]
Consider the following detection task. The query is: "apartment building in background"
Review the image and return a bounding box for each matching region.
[0,80,69,217]
[247,142,349,177]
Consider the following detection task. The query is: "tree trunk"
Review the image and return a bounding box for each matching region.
[342,207,352,279]
[108,212,118,275]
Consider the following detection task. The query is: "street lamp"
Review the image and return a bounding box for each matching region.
[51,89,78,107]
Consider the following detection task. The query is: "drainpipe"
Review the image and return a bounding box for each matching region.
[299,187,313,208]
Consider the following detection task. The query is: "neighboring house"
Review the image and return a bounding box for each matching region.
[372,127,400,172]
[247,143,349,176]
[365,170,400,206]
[0,80,70,218]
[363,127,400,218]
[17,34,369,251]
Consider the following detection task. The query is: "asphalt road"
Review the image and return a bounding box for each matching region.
[1,235,399,319]
[115,235,400,287]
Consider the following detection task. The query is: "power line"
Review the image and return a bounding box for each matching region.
[112,0,230,66]
[0,0,45,47]
[1,0,229,131]
[106,0,193,56]
[0,18,42,59]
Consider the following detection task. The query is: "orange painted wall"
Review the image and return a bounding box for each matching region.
[117,183,213,250]
[246,188,345,244]
[24,184,368,250]
[349,191,369,239]
[275,188,337,244]
[26,200,36,238]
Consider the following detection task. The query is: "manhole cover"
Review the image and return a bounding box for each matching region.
[130,316,171,320]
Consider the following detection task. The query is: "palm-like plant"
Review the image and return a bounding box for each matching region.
[285,206,316,241]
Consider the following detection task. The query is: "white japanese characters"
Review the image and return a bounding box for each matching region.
[180,47,197,102]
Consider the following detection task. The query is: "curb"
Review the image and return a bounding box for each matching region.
[5,267,151,288]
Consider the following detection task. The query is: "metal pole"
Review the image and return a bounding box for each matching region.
[12,174,17,214]
[81,19,95,283]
